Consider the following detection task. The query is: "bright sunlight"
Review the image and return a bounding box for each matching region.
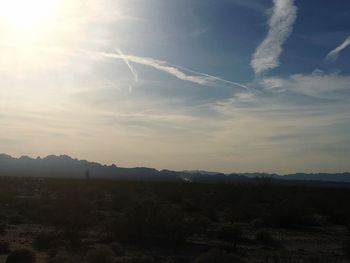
[0,0,103,71]
[0,0,58,31]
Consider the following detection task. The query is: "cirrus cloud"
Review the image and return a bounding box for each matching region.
[251,0,297,75]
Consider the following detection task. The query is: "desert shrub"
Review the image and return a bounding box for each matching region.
[51,191,96,231]
[144,205,188,244]
[304,255,342,263]
[86,247,115,263]
[267,199,312,228]
[185,215,211,238]
[300,214,325,227]
[226,200,264,223]
[135,257,154,263]
[47,248,58,258]
[6,249,36,263]
[251,218,265,228]
[9,214,24,225]
[261,254,341,263]
[324,197,350,226]
[32,231,60,251]
[0,184,13,203]
[111,202,189,245]
[218,224,244,251]
[47,255,73,263]
[116,256,154,263]
[255,230,277,246]
[112,190,136,211]
[64,229,84,249]
[46,247,70,259]
[193,249,245,263]
[0,223,7,235]
[55,211,91,250]
[0,241,10,255]
[109,242,124,256]
[108,211,146,243]
[344,239,350,257]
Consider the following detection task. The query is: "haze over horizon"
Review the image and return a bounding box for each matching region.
[1,0,350,174]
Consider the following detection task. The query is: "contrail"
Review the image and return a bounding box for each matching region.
[326,36,350,62]
[174,64,250,91]
[115,48,138,83]
[98,50,252,91]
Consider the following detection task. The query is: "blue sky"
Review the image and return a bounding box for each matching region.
[0,0,350,173]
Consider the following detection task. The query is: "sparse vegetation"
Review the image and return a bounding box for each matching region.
[255,230,278,247]
[218,224,244,251]
[344,239,350,257]
[86,247,115,263]
[47,254,74,263]
[32,231,60,251]
[0,176,349,262]
[193,249,245,263]
[6,249,36,263]
[0,222,7,235]
[0,241,10,255]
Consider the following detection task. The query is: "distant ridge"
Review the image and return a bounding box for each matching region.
[241,172,350,183]
[0,154,349,184]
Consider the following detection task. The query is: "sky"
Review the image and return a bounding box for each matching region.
[0,0,350,174]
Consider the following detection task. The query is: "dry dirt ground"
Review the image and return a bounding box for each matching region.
[0,220,349,263]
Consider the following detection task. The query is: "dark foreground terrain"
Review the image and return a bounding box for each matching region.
[0,176,350,262]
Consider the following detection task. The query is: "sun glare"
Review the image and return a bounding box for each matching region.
[0,0,57,31]
[0,0,112,71]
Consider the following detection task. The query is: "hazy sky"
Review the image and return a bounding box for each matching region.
[1,0,350,173]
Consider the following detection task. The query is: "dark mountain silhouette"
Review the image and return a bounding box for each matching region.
[0,153,168,181]
[240,172,350,183]
[277,172,350,183]
[0,153,349,184]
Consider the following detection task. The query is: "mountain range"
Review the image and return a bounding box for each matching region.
[0,153,350,184]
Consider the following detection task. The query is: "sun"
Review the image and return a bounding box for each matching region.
[0,0,112,71]
[0,0,57,31]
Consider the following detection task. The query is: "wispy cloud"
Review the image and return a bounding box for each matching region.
[260,70,350,99]
[115,48,138,93]
[326,36,350,62]
[97,50,251,91]
[251,0,297,75]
